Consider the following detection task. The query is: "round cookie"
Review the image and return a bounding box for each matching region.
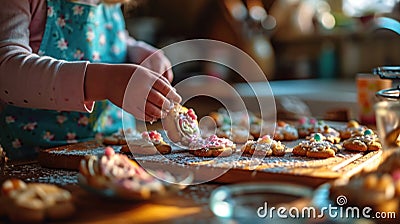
[122,130,171,155]
[163,103,200,146]
[241,135,286,157]
[216,125,254,144]
[306,125,340,144]
[293,133,340,158]
[343,129,382,152]
[273,121,299,141]
[296,117,326,138]
[188,135,236,157]
[338,120,368,140]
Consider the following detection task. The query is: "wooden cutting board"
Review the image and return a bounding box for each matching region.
[38,138,382,188]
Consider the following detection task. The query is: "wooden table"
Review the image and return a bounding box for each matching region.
[1,160,344,223]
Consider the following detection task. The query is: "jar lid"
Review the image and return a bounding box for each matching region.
[373,66,400,80]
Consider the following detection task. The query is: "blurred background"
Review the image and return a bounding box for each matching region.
[124,0,400,83]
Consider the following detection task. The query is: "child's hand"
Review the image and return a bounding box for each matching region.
[128,41,174,83]
[85,64,181,122]
[123,66,180,121]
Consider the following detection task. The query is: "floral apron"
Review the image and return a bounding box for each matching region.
[0,0,136,160]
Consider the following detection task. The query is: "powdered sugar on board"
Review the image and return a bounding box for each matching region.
[132,149,361,173]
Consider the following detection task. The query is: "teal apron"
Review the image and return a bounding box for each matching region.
[0,0,136,160]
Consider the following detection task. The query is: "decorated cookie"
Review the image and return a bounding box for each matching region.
[273,121,299,141]
[338,120,368,140]
[163,103,200,146]
[241,135,286,157]
[122,130,171,155]
[209,108,261,128]
[0,179,75,223]
[342,129,382,152]
[306,125,340,144]
[188,135,236,157]
[249,121,271,139]
[216,125,254,144]
[79,147,175,199]
[292,133,340,158]
[103,128,140,145]
[296,117,326,138]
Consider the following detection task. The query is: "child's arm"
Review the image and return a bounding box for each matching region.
[0,0,181,121]
[0,0,92,112]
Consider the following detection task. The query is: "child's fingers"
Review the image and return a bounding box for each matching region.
[147,89,171,111]
[152,77,181,103]
[144,101,164,120]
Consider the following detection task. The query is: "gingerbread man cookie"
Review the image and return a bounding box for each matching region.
[241,135,286,157]
[293,133,341,158]
[342,129,382,152]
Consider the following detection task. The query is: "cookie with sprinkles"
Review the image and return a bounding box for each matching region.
[296,117,326,138]
[216,125,254,144]
[273,121,299,141]
[343,129,382,152]
[79,147,175,200]
[338,120,368,140]
[306,125,340,144]
[188,135,236,157]
[241,135,286,157]
[292,133,340,158]
[163,103,200,147]
[122,130,171,155]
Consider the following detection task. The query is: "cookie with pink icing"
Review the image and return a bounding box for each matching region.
[241,135,286,157]
[296,117,326,138]
[79,147,174,199]
[188,135,236,157]
[122,130,171,155]
[163,103,200,146]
